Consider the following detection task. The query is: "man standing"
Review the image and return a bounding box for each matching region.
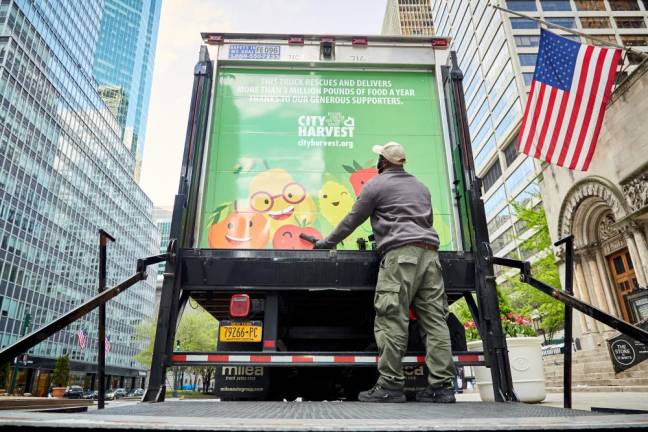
[315,142,455,403]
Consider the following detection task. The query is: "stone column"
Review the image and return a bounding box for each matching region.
[631,226,648,287]
[595,249,619,317]
[574,255,597,333]
[624,229,647,286]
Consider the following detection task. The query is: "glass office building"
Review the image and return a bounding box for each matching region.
[429,0,648,273]
[93,0,161,181]
[382,0,435,36]
[0,0,158,395]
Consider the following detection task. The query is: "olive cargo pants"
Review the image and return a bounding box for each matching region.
[374,244,455,390]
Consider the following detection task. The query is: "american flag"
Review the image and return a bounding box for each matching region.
[105,335,111,354]
[518,29,621,171]
[76,329,88,350]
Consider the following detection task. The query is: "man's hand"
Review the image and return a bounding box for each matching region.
[314,240,331,250]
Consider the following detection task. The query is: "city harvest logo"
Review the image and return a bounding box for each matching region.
[298,113,355,138]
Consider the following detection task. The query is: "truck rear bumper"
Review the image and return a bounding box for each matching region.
[171,351,485,367]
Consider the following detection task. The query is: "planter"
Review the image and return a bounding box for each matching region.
[467,337,546,403]
[51,387,66,398]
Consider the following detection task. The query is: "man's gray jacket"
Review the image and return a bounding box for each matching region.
[320,166,440,253]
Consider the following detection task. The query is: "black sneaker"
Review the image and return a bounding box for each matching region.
[358,384,406,403]
[416,385,456,403]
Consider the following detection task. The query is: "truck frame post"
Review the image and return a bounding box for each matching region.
[446,51,516,401]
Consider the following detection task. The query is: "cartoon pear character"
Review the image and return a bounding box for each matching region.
[318,180,355,228]
[248,168,317,234]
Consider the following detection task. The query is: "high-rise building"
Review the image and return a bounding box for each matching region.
[152,205,172,313]
[93,0,161,181]
[0,0,158,395]
[382,0,435,36]
[428,0,648,276]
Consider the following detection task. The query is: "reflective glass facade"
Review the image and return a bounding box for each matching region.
[382,0,435,36]
[430,0,648,270]
[0,0,158,391]
[93,0,161,181]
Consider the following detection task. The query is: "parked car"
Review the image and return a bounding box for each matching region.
[105,388,127,400]
[127,388,144,397]
[83,390,98,400]
[63,385,84,399]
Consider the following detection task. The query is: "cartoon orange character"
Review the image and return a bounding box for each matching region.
[208,211,270,249]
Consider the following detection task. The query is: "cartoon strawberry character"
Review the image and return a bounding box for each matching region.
[343,161,378,196]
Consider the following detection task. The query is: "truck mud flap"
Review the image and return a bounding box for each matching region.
[214,365,269,400]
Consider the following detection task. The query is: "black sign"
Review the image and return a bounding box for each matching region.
[608,320,648,373]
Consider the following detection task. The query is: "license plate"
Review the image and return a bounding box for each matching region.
[219,321,263,342]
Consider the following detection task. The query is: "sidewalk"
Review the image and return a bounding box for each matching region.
[457,390,648,412]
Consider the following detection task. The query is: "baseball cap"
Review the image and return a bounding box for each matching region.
[372,141,406,165]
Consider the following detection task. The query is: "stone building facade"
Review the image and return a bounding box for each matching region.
[541,58,648,351]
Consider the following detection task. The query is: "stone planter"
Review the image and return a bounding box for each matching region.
[468,337,546,403]
[51,387,66,398]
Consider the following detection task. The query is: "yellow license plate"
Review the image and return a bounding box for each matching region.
[219,321,263,342]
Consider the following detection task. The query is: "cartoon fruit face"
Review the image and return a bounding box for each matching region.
[272,225,322,250]
[208,212,269,249]
[318,181,355,227]
[349,167,378,196]
[248,168,317,230]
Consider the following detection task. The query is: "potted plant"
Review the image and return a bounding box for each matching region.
[51,355,70,398]
[466,313,546,403]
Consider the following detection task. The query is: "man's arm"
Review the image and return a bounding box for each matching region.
[317,185,376,248]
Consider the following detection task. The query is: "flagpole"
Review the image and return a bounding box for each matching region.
[489,1,648,59]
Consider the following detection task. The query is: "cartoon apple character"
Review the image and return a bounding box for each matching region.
[208,211,270,249]
[343,161,378,196]
[272,225,323,250]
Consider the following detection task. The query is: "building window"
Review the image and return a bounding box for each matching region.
[575,0,606,10]
[522,72,534,86]
[514,35,541,47]
[506,0,537,11]
[614,17,647,28]
[621,35,648,46]
[506,159,536,196]
[591,35,618,46]
[540,0,572,11]
[504,139,519,166]
[492,227,516,254]
[488,207,511,234]
[609,0,641,10]
[509,17,539,29]
[483,160,503,192]
[580,17,611,29]
[475,136,497,171]
[484,185,506,218]
[518,53,538,66]
[546,17,576,28]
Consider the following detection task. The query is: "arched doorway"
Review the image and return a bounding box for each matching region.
[558,178,647,332]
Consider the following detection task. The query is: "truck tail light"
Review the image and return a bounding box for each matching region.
[288,36,304,45]
[230,294,250,317]
[207,35,224,45]
[431,38,449,49]
[352,37,368,46]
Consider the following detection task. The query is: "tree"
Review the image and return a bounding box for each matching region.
[503,199,564,341]
[0,362,11,389]
[134,301,219,392]
[51,355,70,387]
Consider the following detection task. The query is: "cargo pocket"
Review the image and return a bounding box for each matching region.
[374,282,401,316]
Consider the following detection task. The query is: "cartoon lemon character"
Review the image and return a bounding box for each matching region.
[318,181,355,227]
[248,169,317,233]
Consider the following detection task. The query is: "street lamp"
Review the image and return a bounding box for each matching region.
[530,309,546,344]
[172,340,180,398]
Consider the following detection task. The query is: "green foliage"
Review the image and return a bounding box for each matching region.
[504,199,564,339]
[0,362,11,389]
[52,355,70,387]
[134,301,218,369]
[450,197,564,341]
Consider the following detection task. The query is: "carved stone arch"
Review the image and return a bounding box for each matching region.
[557,177,629,244]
